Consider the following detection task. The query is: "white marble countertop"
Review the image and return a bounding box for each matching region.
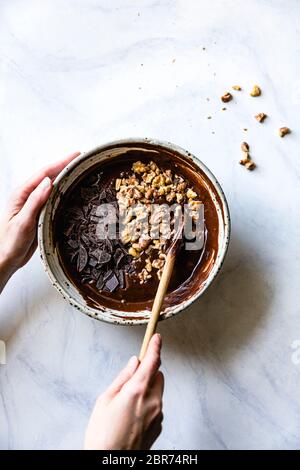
[1,0,300,450]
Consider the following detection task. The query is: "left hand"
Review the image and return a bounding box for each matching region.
[0,152,80,291]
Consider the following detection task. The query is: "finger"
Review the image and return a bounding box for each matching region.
[23,151,81,188]
[151,370,165,397]
[133,334,162,386]
[9,152,80,215]
[106,356,139,396]
[14,176,52,227]
[42,151,81,181]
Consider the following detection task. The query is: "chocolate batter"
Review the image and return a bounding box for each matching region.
[54,147,219,312]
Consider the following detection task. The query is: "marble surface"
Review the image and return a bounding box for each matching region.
[1,0,300,450]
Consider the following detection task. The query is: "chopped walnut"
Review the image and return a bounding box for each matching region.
[152,174,165,188]
[239,155,250,165]
[239,156,256,170]
[145,188,154,200]
[115,178,121,190]
[142,171,155,184]
[186,188,197,199]
[115,159,200,282]
[255,112,267,123]
[139,237,151,250]
[239,154,256,171]
[245,160,256,170]
[176,193,184,203]
[239,142,256,171]
[177,182,187,192]
[279,127,291,137]
[138,268,151,284]
[241,142,250,152]
[221,92,232,103]
[145,258,152,272]
[232,85,242,91]
[250,85,261,97]
[132,161,147,174]
[152,258,165,270]
[166,191,176,202]
[128,247,139,257]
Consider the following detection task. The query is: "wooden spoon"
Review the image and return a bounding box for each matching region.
[139,219,184,360]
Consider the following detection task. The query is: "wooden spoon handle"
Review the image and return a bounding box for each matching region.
[139,253,176,361]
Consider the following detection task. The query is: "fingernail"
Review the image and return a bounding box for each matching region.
[155,333,162,347]
[40,176,51,189]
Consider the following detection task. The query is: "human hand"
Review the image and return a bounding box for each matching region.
[0,152,80,292]
[84,333,164,450]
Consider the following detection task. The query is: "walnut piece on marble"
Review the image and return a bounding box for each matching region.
[255,112,267,123]
[241,141,250,152]
[250,85,261,97]
[279,127,291,138]
[239,142,256,171]
[221,92,232,103]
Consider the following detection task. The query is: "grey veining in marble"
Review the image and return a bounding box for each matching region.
[1,0,300,450]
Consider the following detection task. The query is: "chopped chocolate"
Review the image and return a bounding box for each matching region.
[91,249,111,265]
[77,245,88,272]
[105,274,119,292]
[70,251,78,263]
[63,224,75,237]
[58,168,133,292]
[96,274,104,290]
[88,257,98,267]
[68,239,79,249]
[114,247,125,267]
[116,269,125,289]
[81,187,99,200]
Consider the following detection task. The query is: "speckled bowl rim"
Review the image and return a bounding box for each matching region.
[38,138,231,325]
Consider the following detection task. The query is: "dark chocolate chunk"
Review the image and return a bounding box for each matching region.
[70,251,78,263]
[104,237,113,253]
[114,248,125,267]
[67,207,84,220]
[103,270,113,282]
[67,239,79,249]
[91,267,101,281]
[77,245,88,272]
[105,274,119,292]
[63,224,75,237]
[96,274,104,290]
[99,190,107,200]
[116,270,125,289]
[81,233,91,246]
[90,249,111,265]
[81,187,99,200]
[88,257,98,267]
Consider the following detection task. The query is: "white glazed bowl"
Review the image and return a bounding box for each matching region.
[38,138,230,325]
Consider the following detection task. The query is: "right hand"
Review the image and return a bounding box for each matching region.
[84,333,164,450]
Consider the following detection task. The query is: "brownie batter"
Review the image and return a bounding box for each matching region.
[54,147,219,312]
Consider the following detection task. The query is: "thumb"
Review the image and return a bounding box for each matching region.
[106,356,139,397]
[16,176,52,225]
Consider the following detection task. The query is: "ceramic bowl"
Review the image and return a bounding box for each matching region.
[38,138,230,325]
